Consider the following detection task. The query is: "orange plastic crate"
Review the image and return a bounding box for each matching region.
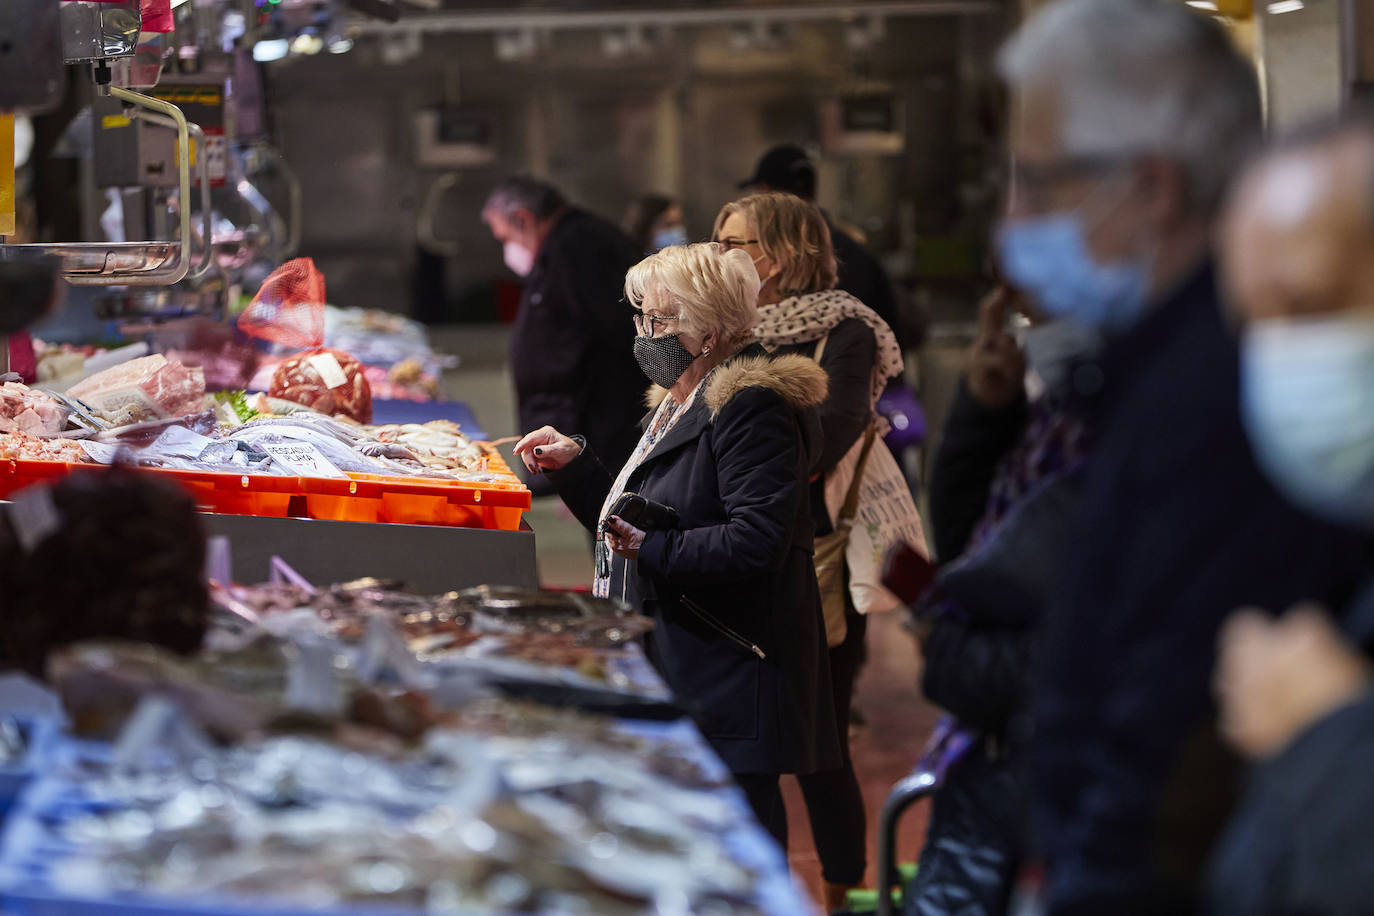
[0,460,98,500]
[0,454,531,531]
[302,471,531,530]
[152,466,298,519]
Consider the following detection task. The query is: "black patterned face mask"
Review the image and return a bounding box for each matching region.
[633,334,701,388]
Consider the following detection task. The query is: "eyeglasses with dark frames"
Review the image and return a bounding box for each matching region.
[631,308,684,336]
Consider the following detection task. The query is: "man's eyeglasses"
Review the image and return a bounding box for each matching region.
[1005,153,1138,212]
[632,309,683,336]
[717,238,759,252]
[1009,154,1130,193]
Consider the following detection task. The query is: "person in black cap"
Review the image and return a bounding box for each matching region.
[740,144,904,348]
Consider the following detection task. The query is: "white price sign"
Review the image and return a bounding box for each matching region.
[261,442,349,479]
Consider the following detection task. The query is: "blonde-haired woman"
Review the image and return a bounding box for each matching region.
[515,242,841,845]
[717,192,904,907]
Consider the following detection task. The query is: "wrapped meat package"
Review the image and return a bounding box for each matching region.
[67,354,206,425]
[269,348,372,423]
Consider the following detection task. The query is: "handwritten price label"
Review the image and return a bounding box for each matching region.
[79,440,119,464]
[261,442,349,479]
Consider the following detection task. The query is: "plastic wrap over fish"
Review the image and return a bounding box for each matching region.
[230,416,509,482]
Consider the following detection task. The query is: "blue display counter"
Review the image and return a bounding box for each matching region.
[368,399,489,440]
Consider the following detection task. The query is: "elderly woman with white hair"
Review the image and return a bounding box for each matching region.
[514,242,841,845]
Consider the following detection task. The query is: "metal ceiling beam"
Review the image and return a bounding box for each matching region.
[353,1,1003,35]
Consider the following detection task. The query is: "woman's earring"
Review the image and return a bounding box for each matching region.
[702,344,713,356]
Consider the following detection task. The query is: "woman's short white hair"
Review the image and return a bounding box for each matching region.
[625,242,761,345]
[999,0,1261,212]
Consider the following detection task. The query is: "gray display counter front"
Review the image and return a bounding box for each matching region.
[201,513,538,592]
[0,498,538,593]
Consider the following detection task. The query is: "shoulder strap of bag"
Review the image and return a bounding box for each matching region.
[837,424,878,525]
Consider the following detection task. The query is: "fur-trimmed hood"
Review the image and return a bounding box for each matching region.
[645,352,829,418]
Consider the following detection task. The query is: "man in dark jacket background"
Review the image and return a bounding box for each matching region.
[483,177,645,490]
[993,1,1374,912]
[739,144,905,349]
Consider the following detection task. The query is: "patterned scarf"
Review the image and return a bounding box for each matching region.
[969,390,1088,549]
[753,289,904,408]
[592,377,708,599]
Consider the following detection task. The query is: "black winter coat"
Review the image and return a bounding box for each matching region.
[928,382,1029,565]
[921,468,1083,743]
[1031,262,1374,915]
[1209,693,1374,916]
[773,317,877,536]
[922,375,1086,743]
[510,209,646,485]
[550,347,843,776]
[829,220,905,351]
[1209,579,1374,916]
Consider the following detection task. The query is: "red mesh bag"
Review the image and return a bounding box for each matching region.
[239,259,373,423]
[238,258,328,350]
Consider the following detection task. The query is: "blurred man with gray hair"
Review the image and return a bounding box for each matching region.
[990,0,1373,912]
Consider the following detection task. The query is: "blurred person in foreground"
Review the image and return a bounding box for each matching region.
[995,0,1372,911]
[902,283,1097,915]
[513,243,841,846]
[716,192,905,910]
[0,471,208,680]
[1208,116,1374,915]
[924,283,1101,565]
[623,194,689,254]
[483,177,646,486]
[740,145,904,348]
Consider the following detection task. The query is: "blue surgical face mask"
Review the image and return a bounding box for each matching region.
[1241,314,1374,528]
[996,187,1152,335]
[651,225,689,252]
